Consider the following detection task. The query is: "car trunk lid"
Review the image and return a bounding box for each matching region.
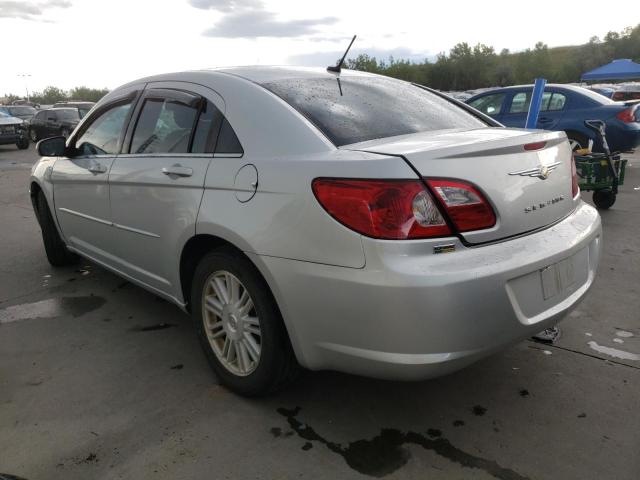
[343,128,577,244]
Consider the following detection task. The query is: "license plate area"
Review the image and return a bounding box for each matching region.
[540,257,575,300]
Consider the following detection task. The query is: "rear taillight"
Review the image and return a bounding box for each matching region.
[570,155,580,198]
[524,141,547,151]
[616,107,635,123]
[311,179,450,239]
[426,179,496,232]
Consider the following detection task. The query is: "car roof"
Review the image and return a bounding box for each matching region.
[207,66,376,83]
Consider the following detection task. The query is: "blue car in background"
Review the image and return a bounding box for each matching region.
[466,84,640,152]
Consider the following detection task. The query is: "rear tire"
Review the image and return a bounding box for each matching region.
[35,191,79,266]
[191,247,299,396]
[593,189,616,210]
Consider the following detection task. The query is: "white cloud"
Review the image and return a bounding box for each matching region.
[0,0,71,21]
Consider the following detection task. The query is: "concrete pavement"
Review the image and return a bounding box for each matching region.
[1,144,639,480]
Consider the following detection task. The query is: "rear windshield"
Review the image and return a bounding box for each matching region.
[54,108,80,121]
[261,75,486,146]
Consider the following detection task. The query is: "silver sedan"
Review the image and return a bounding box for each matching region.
[30,67,602,395]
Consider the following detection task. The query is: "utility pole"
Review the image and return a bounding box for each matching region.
[18,74,31,102]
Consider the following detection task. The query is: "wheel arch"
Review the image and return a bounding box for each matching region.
[178,232,307,367]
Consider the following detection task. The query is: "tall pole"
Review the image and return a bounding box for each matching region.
[18,74,31,102]
[525,78,546,129]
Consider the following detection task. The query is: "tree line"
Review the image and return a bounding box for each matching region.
[2,86,110,105]
[4,24,639,102]
[346,24,640,91]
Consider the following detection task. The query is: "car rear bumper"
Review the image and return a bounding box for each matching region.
[255,201,602,380]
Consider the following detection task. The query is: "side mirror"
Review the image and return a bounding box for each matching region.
[37,136,67,157]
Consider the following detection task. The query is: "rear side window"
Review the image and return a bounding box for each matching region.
[262,76,485,146]
[130,98,201,154]
[215,118,243,154]
[469,93,506,116]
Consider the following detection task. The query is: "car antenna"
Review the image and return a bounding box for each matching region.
[327,35,356,74]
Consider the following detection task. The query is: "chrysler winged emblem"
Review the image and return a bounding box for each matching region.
[508,161,561,180]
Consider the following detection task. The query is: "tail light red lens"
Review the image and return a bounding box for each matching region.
[311,179,451,239]
[524,141,547,151]
[426,179,496,232]
[570,155,580,198]
[616,107,635,123]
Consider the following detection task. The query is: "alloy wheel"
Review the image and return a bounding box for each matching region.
[202,270,261,376]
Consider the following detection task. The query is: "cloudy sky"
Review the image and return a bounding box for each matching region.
[1,0,638,94]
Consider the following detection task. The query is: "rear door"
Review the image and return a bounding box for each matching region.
[502,89,567,130]
[107,82,224,295]
[44,110,59,138]
[51,88,139,262]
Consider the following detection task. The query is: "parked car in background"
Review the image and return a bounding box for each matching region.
[30,67,602,395]
[467,84,640,152]
[12,99,40,108]
[0,105,38,122]
[586,86,616,99]
[53,101,95,118]
[0,112,29,149]
[612,89,640,102]
[29,107,81,142]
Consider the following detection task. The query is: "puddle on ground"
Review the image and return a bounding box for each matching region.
[615,330,634,338]
[130,323,177,332]
[587,341,640,361]
[0,296,106,324]
[276,407,528,479]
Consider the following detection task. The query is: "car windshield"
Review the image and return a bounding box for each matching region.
[0,112,8,118]
[10,106,36,116]
[55,109,80,121]
[261,75,486,146]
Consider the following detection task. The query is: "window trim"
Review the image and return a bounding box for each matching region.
[68,89,141,158]
[124,88,208,155]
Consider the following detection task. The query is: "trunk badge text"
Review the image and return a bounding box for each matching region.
[508,161,561,180]
[524,195,565,213]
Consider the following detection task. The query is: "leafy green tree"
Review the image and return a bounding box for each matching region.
[68,86,110,102]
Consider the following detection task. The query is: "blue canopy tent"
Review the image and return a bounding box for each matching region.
[581,59,640,82]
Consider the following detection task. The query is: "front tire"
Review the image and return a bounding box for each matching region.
[35,191,79,266]
[29,128,38,142]
[16,137,29,150]
[191,247,299,396]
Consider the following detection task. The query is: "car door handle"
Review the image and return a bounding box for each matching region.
[539,117,553,123]
[162,165,193,177]
[88,163,107,174]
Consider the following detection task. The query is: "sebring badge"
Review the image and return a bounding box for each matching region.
[508,161,561,180]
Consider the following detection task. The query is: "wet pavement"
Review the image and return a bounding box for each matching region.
[1,144,639,480]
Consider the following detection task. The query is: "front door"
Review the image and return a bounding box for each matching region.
[107,82,223,297]
[51,91,138,264]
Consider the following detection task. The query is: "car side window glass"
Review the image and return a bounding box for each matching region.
[548,93,566,111]
[469,93,505,116]
[130,97,201,154]
[74,102,132,156]
[509,92,552,113]
[191,101,223,154]
[215,118,243,155]
[46,111,57,121]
